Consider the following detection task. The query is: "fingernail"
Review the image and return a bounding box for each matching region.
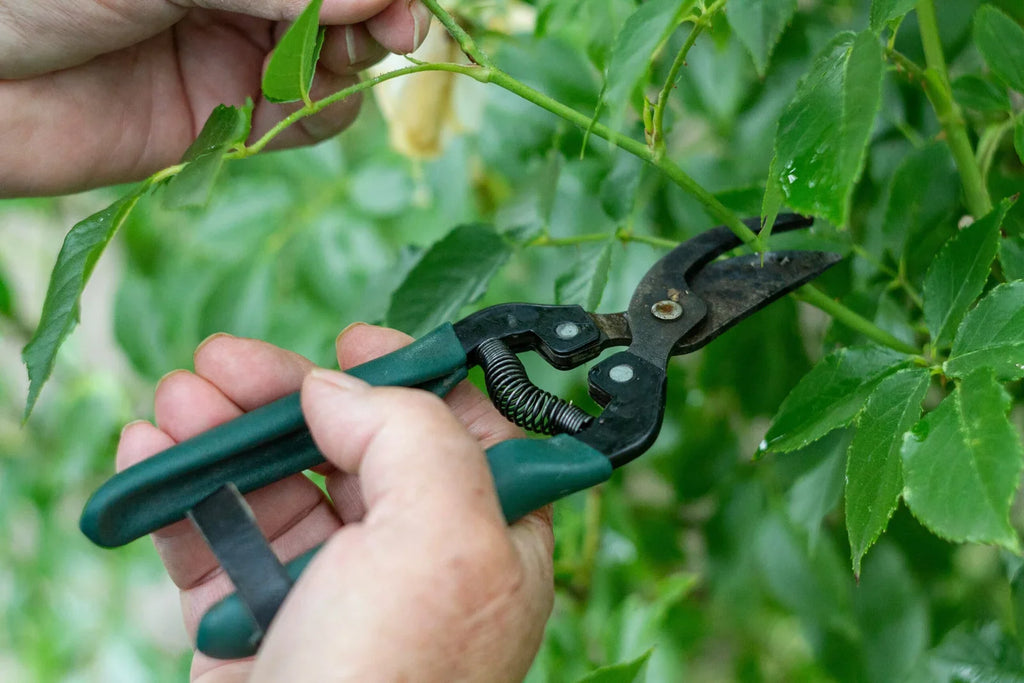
[120,419,150,440]
[343,24,358,65]
[309,367,367,392]
[194,332,233,363]
[156,368,189,388]
[335,321,367,347]
[409,0,431,52]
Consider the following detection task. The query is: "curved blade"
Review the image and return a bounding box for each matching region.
[673,250,842,354]
[624,214,814,365]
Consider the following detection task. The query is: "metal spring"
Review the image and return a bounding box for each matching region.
[477,338,593,435]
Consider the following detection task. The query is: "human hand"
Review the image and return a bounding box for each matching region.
[0,1,431,197]
[115,323,554,682]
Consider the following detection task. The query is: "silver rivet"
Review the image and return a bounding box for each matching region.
[555,322,580,339]
[609,364,634,383]
[651,300,683,320]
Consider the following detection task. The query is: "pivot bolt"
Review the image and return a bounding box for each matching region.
[555,322,580,339]
[651,300,683,320]
[609,364,634,383]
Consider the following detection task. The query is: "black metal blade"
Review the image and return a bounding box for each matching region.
[672,250,842,354]
[624,214,814,366]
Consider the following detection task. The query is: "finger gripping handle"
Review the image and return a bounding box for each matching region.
[196,435,611,659]
[79,324,468,548]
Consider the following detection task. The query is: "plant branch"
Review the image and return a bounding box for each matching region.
[913,0,993,218]
[794,285,920,355]
[651,0,727,157]
[418,0,494,67]
[485,69,761,249]
[238,62,482,156]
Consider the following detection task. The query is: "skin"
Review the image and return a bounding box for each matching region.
[6,4,554,678]
[0,1,432,197]
[116,323,555,682]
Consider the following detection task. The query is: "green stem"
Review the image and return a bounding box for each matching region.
[485,69,761,249]
[574,487,603,596]
[418,0,494,67]
[794,285,920,355]
[651,0,726,157]
[914,0,992,218]
[530,228,678,250]
[529,232,614,247]
[239,62,482,156]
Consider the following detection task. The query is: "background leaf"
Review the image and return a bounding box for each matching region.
[597,0,694,127]
[386,224,512,337]
[555,241,614,310]
[1002,234,1024,280]
[21,188,146,418]
[973,5,1024,95]
[929,623,1024,681]
[922,199,1011,348]
[764,345,910,452]
[0,261,13,319]
[845,368,930,576]
[574,649,652,683]
[728,0,797,75]
[766,30,884,226]
[901,369,1024,549]
[869,0,917,33]
[944,281,1024,381]
[262,0,325,103]
[1015,116,1024,165]
[951,74,1012,113]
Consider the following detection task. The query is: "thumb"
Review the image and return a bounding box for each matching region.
[300,368,507,528]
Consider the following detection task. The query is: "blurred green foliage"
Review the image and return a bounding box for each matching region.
[3,0,1024,681]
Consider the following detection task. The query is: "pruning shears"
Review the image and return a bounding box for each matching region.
[79,214,839,659]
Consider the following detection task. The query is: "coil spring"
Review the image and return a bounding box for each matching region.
[477,338,593,435]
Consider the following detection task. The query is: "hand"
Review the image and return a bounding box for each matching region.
[0,1,431,197]
[115,323,554,682]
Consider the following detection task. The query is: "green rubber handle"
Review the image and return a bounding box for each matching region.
[196,434,612,659]
[80,324,468,548]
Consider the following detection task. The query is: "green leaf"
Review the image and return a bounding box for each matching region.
[262,0,325,103]
[764,345,910,452]
[869,0,917,33]
[22,187,147,418]
[944,281,1024,381]
[951,74,1012,112]
[555,241,614,311]
[766,30,884,227]
[597,0,694,126]
[922,199,1012,348]
[728,0,797,75]
[179,102,252,163]
[901,369,1024,549]
[973,5,1024,94]
[387,224,512,337]
[163,152,227,210]
[845,368,930,576]
[1015,116,1024,165]
[574,649,652,683]
[164,103,252,210]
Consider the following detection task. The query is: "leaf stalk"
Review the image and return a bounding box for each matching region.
[913,0,993,218]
